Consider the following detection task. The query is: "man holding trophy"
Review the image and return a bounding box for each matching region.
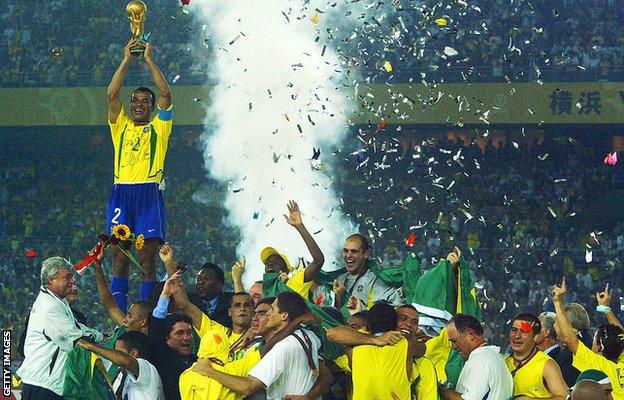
[106,0,173,312]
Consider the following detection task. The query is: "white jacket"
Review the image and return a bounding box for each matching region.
[16,286,103,395]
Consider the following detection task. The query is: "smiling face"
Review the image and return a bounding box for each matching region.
[228,294,253,329]
[196,268,223,301]
[264,254,288,274]
[47,268,75,298]
[166,321,193,358]
[249,282,264,305]
[343,237,369,274]
[265,299,288,331]
[130,90,155,124]
[509,319,537,356]
[396,306,419,335]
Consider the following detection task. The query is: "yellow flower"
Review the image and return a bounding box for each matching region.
[135,234,145,251]
[112,224,132,241]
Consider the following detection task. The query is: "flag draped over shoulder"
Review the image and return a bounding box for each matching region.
[263,272,344,360]
[63,327,127,400]
[410,257,481,389]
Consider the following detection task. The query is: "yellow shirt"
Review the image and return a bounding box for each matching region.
[572,341,624,399]
[505,350,552,398]
[196,313,244,361]
[179,349,261,400]
[425,327,451,383]
[286,268,313,299]
[352,337,411,400]
[411,356,439,400]
[110,106,173,183]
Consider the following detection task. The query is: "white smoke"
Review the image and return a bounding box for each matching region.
[188,0,356,287]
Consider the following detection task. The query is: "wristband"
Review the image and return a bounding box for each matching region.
[596,305,611,313]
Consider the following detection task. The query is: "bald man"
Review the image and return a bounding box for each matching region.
[571,380,607,400]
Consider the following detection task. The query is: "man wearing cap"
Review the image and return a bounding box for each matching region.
[261,200,325,299]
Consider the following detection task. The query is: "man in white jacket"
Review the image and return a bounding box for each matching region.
[17,256,104,400]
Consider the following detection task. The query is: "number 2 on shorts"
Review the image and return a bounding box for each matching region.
[111,207,121,224]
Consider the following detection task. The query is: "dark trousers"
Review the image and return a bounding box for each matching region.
[21,383,65,400]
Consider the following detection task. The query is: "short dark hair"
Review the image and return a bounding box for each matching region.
[131,87,156,107]
[200,263,225,283]
[256,297,276,308]
[164,313,193,338]
[512,312,542,335]
[346,233,370,252]
[450,313,483,336]
[130,300,154,321]
[118,331,152,358]
[351,310,369,323]
[596,324,624,362]
[229,292,253,308]
[397,304,418,314]
[367,302,397,334]
[276,292,309,321]
[321,306,345,325]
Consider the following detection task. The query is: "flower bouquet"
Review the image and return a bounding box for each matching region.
[75,224,146,274]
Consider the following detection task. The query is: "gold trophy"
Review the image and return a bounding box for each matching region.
[126,0,148,56]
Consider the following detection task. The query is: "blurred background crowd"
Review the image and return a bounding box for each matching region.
[2,0,624,87]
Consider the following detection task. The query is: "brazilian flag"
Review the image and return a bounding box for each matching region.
[63,327,127,400]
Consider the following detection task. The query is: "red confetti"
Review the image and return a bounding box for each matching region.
[405,233,417,247]
[180,0,190,4]
[378,119,388,130]
[25,249,37,258]
[520,321,533,333]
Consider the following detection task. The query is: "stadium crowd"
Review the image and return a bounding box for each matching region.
[2,125,624,399]
[2,0,624,86]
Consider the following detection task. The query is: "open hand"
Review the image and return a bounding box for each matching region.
[159,242,174,264]
[231,256,246,282]
[283,200,303,226]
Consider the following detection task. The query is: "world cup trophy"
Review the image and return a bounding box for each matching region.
[126,0,149,56]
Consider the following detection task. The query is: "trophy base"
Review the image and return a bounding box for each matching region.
[130,46,145,56]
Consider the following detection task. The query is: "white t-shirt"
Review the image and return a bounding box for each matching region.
[455,345,513,400]
[122,358,165,400]
[248,328,320,400]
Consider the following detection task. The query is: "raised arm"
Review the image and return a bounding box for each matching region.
[327,326,402,347]
[93,261,126,326]
[143,43,171,110]
[596,283,624,330]
[283,200,325,283]
[78,339,139,378]
[167,272,204,331]
[108,39,135,123]
[552,277,579,354]
[231,257,246,293]
[158,242,177,277]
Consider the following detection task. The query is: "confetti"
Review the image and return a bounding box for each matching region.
[520,321,534,333]
[310,12,320,24]
[405,233,417,247]
[180,0,190,4]
[172,75,180,83]
[443,46,458,57]
[51,47,63,57]
[383,61,393,72]
[378,119,388,130]
[25,249,37,258]
[434,18,448,27]
[585,250,592,263]
[604,152,617,165]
